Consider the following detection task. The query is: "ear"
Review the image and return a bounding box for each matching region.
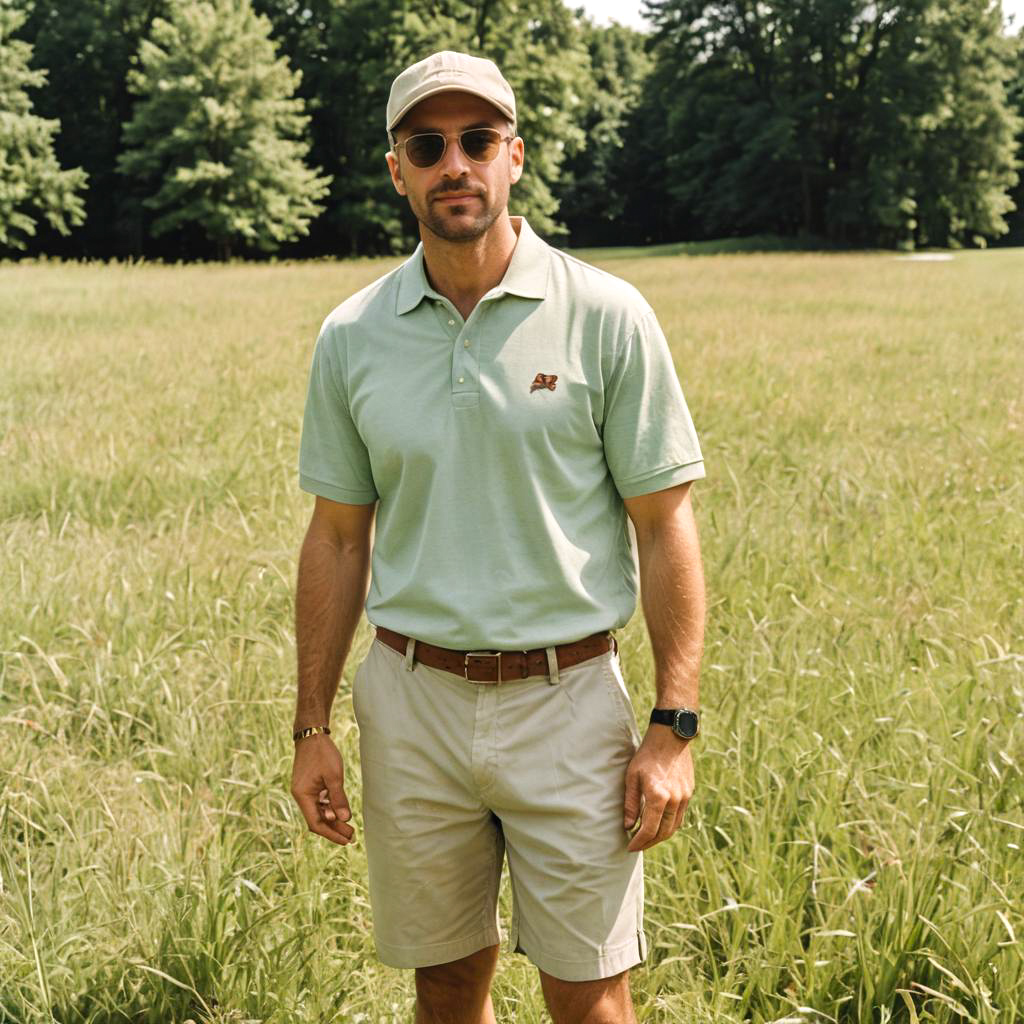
[509,136,525,186]
[386,150,407,196]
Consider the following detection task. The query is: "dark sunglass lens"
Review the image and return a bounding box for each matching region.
[461,129,500,162]
[406,134,445,167]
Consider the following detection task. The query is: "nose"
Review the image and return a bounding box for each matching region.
[437,133,472,179]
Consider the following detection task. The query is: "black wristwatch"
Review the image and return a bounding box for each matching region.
[649,707,700,740]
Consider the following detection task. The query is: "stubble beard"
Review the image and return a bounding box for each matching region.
[412,185,506,243]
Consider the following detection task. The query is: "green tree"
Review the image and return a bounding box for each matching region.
[639,0,1021,248]
[862,0,1021,248]
[0,2,87,252]
[254,0,416,256]
[1002,24,1024,244]
[256,0,593,254]
[554,17,653,246]
[13,0,169,258]
[118,0,331,259]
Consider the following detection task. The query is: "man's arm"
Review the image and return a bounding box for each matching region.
[620,479,706,852]
[291,494,375,846]
[623,480,705,710]
[294,494,375,732]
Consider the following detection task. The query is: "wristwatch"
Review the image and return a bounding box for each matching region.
[649,707,700,740]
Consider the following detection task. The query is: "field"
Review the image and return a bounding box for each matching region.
[1,244,1022,1023]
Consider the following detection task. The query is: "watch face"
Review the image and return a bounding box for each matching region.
[673,710,699,739]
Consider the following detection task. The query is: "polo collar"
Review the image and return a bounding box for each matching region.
[395,215,549,316]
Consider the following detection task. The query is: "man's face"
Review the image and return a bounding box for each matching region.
[386,91,524,243]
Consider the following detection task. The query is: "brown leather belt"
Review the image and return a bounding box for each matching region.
[373,625,618,684]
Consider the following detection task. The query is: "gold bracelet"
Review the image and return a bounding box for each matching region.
[293,725,331,743]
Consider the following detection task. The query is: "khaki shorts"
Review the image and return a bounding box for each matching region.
[350,628,649,983]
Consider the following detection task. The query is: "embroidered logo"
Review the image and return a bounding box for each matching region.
[530,372,558,393]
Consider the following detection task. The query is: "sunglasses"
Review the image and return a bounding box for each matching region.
[393,127,515,168]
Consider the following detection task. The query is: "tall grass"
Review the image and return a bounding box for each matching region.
[1,247,1022,1022]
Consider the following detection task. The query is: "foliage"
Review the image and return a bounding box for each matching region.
[1005,25,1024,244]
[554,17,654,246]
[0,2,86,252]
[252,0,413,255]
[257,0,594,254]
[5,0,1024,255]
[640,0,1022,249]
[12,0,170,257]
[117,0,331,258]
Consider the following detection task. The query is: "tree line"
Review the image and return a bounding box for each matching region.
[2,0,1022,260]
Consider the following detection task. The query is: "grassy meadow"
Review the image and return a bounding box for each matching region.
[1,243,1022,1023]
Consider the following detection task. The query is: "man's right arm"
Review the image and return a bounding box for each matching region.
[291,494,376,846]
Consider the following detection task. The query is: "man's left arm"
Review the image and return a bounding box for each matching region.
[621,479,706,853]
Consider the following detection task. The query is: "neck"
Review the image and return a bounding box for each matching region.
[420,212,520,320]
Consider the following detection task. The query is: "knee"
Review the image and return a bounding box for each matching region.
[415,943,499,1017]
[540,968,635,1024]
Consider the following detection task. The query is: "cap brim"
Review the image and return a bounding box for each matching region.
[388,86,515,132]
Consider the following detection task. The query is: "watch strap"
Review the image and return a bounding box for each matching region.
[649,709,678,728]
[649,707,700,739]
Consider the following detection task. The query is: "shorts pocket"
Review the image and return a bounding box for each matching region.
[352,647,371,722]
[603,654,644,749]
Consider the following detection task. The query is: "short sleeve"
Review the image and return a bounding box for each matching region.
[298,324,379,504]
[602,309,705,499]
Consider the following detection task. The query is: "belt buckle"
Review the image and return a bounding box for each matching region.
[464,650,501,683]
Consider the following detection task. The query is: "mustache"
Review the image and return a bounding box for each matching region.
[432,181,483,200]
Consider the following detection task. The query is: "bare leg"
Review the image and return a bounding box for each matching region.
[539,967,638,1024]
[414,942,501,1024]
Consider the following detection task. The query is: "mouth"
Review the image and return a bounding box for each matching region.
[435,193,479,204]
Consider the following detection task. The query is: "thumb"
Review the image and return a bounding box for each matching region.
[326,778,351,823]
[624,772,643,829]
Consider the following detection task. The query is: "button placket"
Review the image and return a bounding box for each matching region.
[454,331,473,391]
[453,303,487,395]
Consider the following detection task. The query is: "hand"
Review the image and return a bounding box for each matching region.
[291,734,356,846]
[623,726,694,853]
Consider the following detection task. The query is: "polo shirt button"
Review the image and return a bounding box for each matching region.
[458,376,464,383]
[448,319,455,325]
[464,340,470,347]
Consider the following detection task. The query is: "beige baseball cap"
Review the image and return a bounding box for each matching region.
[386,50,516,147]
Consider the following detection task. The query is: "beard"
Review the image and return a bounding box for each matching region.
[409,178,507,242]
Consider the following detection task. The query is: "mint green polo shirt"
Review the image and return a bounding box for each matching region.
[298,216,704,650]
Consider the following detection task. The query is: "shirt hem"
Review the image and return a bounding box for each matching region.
[299,473,378,504]
[615,460,705,498]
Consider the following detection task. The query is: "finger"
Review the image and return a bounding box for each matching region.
[623,769,643,830]
[641,798,688,851]
[644,802,680,850]
[306,817,354,847]
[295,791,355,844]
[671,801,686,833]
[627,792,667,852]
[627,796,645,840]
[317,788,336,822]
[325,780,353,826]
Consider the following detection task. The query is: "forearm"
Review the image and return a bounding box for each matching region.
[294,527,372,731]
[634,504,706,709]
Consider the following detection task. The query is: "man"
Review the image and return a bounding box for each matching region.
[291,50,705,1024]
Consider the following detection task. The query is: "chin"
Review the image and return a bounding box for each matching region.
[426,209,497,242]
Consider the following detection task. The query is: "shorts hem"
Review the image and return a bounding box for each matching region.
[515,930,649,982]
[374,926,502,970]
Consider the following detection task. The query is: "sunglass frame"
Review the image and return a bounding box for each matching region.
[393,128,515,168]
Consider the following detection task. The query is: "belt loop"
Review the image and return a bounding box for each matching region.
[545,645,560,686]
[610,630,619,656]
[404,635,416,671]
